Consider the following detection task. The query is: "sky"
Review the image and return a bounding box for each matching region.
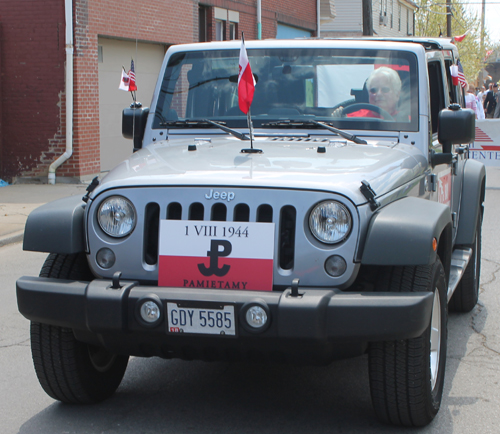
[467,0,500,43]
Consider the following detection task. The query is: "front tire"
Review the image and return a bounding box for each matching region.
[368,259,448,427]
[31,253,129,404]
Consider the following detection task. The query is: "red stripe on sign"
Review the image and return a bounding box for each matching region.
[158,256,274,291]
[472,145,500,150]
[475,127,493,142]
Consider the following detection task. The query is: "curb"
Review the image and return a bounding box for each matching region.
[0,231,24,248]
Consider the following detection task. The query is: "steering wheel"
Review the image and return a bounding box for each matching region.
[331,98,355,113]
[341,103,394,121]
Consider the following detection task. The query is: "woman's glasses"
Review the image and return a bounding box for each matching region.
[369,86,392,94]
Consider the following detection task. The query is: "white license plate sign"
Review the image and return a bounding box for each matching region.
[158,220,275,291]
[167,302,236,336]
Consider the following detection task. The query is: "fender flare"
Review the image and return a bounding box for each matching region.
[361,197,452,266]
[455,159,486,245]
[23,195,86,254]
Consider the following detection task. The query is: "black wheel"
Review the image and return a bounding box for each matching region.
[368,259,448,427]
[449,215,482,312]
[31,253,129,404]
[342,103,394,120]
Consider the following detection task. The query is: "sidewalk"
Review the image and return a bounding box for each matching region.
[0,183,88,247]
[1,166,500,249]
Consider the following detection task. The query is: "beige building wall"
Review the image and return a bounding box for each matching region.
[98,38,165,172]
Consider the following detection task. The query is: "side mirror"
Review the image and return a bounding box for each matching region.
[438,104,475,154]
[430,150,453,167]
[122,103,149,152]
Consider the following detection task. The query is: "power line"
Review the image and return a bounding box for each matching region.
[424,1,500,4]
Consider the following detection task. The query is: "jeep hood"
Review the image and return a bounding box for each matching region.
[97,137,427,205]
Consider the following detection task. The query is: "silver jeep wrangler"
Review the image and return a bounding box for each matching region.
[17,38,485,427]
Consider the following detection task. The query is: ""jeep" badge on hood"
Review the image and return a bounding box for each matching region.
[205,189,235,202]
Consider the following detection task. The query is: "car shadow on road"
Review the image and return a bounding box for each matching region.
[18,302,483,434]
[17,355,394,434]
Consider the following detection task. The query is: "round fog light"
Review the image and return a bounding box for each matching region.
[140,301,161,324]
[325,255,347,277]
[96,248,116,269]
[245,306,268,329]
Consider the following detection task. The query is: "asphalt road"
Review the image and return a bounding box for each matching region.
[2,172,500,433]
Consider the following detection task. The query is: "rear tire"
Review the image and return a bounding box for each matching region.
[449,215,482,312]
[368,259,448,427]
[31,253,129,404]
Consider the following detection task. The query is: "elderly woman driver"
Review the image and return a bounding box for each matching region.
[334,66,402,118]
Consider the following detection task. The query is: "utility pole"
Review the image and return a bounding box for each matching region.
[362,0,373,36]
[446,0,452,37]
[480,0,485,54]
[480,0,486,84]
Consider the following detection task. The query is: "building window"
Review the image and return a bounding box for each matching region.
[199,5,208,42]
[390,0,393,28]
[228,10,239,40]
[215,20,226,40]
[381,0,387,26]
[398,4,401,32]
[214,7,228,40]
[229,22,237,40]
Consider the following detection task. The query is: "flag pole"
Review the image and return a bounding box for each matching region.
[247,108,254,149]
[241,33,253,149]
[239,32,261,153]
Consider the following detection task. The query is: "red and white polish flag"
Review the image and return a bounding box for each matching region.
[450,64,459,86]
[158,220,275,291]
[238,37,256,114]
[119,70,130,91]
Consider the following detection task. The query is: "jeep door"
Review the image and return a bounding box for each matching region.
[427,53,462,240]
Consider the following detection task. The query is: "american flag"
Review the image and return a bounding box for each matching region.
[457,60,467,88]
[128,59,137,92]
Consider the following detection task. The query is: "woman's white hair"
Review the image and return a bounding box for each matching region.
[366,66,402,95]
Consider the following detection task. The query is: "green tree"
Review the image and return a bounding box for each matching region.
[414,0,496,85]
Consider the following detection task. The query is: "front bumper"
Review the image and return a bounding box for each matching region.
[17,276,433,363]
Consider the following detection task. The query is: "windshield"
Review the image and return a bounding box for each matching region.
[153,47,418,132]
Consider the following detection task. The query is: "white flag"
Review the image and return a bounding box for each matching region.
[119,69,130,91]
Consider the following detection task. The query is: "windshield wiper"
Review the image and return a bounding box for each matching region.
[310,120,367,145]
[262,119,367,145]
[203,119,250,141]
[163,118,250,141]
[161,119,216,128]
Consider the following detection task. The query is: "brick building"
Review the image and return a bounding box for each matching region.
[0,0,317,183]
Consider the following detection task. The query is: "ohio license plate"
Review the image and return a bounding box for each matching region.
[166,302,236,336]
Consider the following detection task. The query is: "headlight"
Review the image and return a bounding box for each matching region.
[98,196,136,237]
[309,200,352,244]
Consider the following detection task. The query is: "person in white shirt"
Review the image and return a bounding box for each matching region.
[476,92,485,119]
[465,82,479,119]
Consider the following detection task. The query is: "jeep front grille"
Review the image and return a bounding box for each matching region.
[142,200,295,271]
[87,186,359,288]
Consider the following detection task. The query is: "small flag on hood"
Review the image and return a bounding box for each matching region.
[128,59,137,92]
[238,36,256,114]
[119,69,130,91]
[119,59,137,92]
